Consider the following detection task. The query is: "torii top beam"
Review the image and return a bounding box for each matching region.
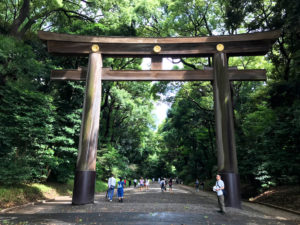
[38,30,280,57]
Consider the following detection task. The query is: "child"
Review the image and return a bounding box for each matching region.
[117,177,125,202]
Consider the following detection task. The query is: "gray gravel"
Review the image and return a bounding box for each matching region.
[0,183,299,224]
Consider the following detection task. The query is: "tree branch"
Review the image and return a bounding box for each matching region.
[59,9,94,22]
[182,88,213,113]
[10,0,30,37]
[180,58,197,70]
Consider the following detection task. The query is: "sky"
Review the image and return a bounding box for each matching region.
[141,58,183,128]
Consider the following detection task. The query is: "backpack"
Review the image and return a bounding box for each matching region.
[222,189,227,197]
[118,182,123,188]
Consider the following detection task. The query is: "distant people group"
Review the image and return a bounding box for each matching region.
[159,177,174,192]
[107,176,178,202]
[107,174,226,216]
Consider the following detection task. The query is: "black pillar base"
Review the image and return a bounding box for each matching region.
[220,172,241,208]
[72,171,96,205]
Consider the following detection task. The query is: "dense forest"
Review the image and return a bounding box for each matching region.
[0,0,299,196]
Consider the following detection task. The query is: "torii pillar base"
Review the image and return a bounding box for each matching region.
[72,171,96,205]
[220,172,241,208]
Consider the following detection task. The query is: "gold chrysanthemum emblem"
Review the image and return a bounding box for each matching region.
[216,44,224,52]
[91,44,100,52]
[153,45,161,53]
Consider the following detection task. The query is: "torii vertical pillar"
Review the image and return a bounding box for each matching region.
[72,46,102,204]
[213,51,241,208]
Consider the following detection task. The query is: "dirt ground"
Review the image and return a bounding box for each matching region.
[249,185,300,212]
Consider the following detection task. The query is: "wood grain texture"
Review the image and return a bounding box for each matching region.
[76,52,102,171]
[39,30,280,57]
[46,40,274,57]
[51,68,266,81]
[213,52,238,173]
[39,30,280,44]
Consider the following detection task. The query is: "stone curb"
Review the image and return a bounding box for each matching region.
[0,198,55,213]
[246,200,300,215]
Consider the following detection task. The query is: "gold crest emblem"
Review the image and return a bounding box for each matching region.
[91,44,100,52]
[216,44,224,52]
[153,45,161,53]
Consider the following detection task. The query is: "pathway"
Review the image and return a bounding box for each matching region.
[0,183,299,224]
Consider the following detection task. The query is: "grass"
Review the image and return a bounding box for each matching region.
[95,180,107,193]
[0,184,43,210]
[0,179,106,210]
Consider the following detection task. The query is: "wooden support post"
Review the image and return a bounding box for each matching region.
[72,50,102,205]
[151,56,163,70]
[213,52,241,208]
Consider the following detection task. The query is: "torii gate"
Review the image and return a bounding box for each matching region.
[38,30,280,208]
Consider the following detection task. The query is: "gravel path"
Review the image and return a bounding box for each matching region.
[0,183,299,224]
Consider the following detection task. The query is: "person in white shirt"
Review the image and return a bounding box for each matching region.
[107,175,116,201]
[145,178,149,190]
[133,178,137,188]
[213,174,225,213]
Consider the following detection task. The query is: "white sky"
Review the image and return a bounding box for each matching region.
[141,58,183,128]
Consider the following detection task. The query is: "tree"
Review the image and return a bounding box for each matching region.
[0,35,56,184]
[0,0,96,38]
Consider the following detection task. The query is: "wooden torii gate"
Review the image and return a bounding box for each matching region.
[38,30,280,208]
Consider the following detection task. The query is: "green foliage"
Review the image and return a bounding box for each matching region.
[157,82,216,182]
[0,79,56,184]
[95,180,109,193]
[0,35,56,184]
[49,82,84,183]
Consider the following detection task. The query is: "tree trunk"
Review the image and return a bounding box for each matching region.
[10,0,30,37]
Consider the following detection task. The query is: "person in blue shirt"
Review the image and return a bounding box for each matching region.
[117,177,125,202]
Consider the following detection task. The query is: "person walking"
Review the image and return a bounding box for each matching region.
[160,178,165,192]
[145,178,149,190]
[195,179,200,192]
[139,177,144,191]
[200,181,205,191]
[134,178,137,188]
[117,177,125,202]
[213,174,226,214]
[107,174,116,202]
[128,179,132,187]
[169,178,173,192]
